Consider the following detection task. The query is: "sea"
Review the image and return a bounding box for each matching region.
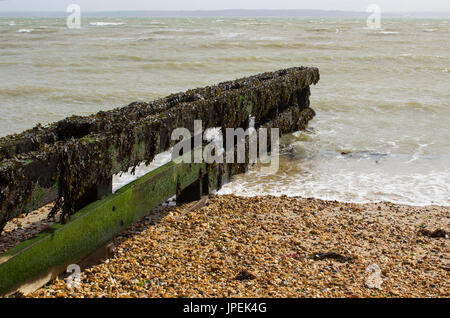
[0,17,449,206]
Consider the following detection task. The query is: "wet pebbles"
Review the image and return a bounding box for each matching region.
[28,195,449,298]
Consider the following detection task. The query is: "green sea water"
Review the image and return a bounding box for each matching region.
[1,17,449,205]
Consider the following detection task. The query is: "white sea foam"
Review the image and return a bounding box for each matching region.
[112,151,172,193]
[17,29,33,33]
[218,169,450,207]
[89,22,125,26]
[379,31,399,35]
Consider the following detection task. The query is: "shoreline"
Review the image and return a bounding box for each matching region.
[25,194,448,298]
[1,196,447,256]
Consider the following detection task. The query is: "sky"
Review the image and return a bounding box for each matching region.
[0,0,449,12]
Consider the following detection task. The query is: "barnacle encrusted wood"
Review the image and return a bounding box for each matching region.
[0,66,320,231]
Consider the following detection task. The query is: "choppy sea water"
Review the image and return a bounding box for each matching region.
[0,17,449,206]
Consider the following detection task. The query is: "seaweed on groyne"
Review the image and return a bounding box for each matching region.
[0,67,319,231]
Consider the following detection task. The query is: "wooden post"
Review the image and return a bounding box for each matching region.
[74,177,112,212]
[177,170,209,204]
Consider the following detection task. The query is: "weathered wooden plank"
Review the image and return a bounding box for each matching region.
[0,67,320,231]
[0,153,208,296]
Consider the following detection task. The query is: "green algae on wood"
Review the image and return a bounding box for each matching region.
[0,154,209,296]
[0,67,320,231]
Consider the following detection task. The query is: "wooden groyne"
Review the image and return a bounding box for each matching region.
[0,66,319,296]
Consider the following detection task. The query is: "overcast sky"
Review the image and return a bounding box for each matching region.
[0,0,448,12]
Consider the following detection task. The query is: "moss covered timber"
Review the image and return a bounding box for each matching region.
[0,153,220,296]
[0,66,320,231]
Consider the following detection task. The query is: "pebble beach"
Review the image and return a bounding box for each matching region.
[1,12,449,302]
[27,195,448,298]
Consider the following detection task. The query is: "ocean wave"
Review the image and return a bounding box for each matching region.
[45,93,106,104]
[113,151,172,192]
[89,22,125,26]
[0,86,65,97]
[233,22,270,26]
[218,168,450,207]
[141,61,211,71]
[304,28,337,33]
[217,55,273,63]
[113,54,149,62]
[379,31,400,35]
[257,36,286,41]
[219,32,247,39]
[16,27,56,35]
[196,41,307,50]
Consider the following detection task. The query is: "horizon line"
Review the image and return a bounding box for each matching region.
[0,8,449,13]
